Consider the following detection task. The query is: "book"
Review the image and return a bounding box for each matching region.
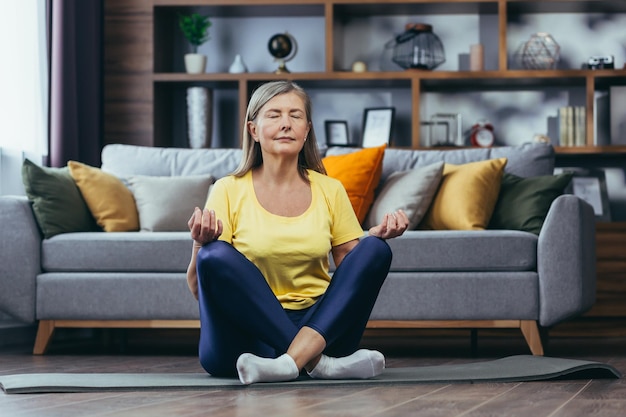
[610,86,626,145]
[558,106,585,147]
[574,106,586,146]
[559,107,570,146]
[594,91,611,146]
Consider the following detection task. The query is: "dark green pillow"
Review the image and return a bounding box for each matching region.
[21,159,100,238]
[489,172,573,235]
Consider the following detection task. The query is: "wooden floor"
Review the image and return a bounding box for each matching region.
[0,328,625,417]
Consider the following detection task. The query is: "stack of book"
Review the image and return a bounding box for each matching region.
[558,106,586,147]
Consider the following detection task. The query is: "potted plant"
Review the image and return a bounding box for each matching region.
[178,12,211,74]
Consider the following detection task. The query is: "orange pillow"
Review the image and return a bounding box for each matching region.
[322,145,385,223]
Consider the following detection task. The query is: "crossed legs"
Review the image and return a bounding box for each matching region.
[196,237,392,384]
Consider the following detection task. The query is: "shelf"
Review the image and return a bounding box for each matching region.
[152,1,324,17]
[333,0,498,16]
[507,0,626,14]
[597,222,626,232]
[555,146,626,155]
[153,69,626,78]
[154,69,626,83]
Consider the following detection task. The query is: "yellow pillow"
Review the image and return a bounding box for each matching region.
[322,145,385,224]
[420,158,507,230]
[68,161,139,232]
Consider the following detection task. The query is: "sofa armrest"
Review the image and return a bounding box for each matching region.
[537,194,596,327]
[0,196,41,323]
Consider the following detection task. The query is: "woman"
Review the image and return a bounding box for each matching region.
[187,80,408,385]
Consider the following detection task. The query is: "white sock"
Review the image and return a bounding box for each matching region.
[236,353,299,385]
[307,349,385,380]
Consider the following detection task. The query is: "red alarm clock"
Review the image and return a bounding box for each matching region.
[470,121,495,147]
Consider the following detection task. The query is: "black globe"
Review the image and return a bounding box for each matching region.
[268,34,292,59]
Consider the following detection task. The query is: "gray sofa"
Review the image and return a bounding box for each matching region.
[0,142,596,355]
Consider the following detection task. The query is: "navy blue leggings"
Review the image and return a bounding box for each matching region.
[196,236,392,377]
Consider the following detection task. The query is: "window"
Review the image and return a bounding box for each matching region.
[0,0,47,195]
[0,0,48,154]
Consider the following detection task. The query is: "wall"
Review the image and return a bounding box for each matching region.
[103,0,153,147]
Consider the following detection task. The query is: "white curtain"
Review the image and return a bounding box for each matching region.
[0,0,48,196]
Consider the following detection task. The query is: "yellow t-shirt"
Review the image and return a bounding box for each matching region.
[205,169,364,310]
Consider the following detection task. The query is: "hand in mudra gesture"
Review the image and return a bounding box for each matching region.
[188,207,223,247]
[368,209,409,240]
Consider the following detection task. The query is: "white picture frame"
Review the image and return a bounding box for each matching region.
[361,107,395,148]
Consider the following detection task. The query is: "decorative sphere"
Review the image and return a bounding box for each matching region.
[268,34,293,59]
[520,33,560,70]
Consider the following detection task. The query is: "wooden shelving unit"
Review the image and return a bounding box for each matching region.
[149,0,626,153]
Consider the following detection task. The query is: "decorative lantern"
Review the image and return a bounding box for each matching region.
[387,23,445,70]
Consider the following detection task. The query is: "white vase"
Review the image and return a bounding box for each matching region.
[186,87,213,148]
[228,54,248,73]
[184,53,207,74]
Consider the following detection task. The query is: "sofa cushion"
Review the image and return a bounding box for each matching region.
[326,142,554,184]
[420,158,507,230]
[21,159,100,238]
[489,172,574,234]
[364,161,444,229]
[128,174,215,232]
[42,232,192,272]
[68,161,139,232]
[326,230,537,272]
[322,145,385,223]
[36,272,198,320]
[370,271,539,321]
[384,230,537,272]
[101,144,242,179]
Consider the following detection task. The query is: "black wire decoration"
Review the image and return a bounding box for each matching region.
[386,23,446,71]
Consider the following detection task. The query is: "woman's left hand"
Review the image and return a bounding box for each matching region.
[368,209,409,240]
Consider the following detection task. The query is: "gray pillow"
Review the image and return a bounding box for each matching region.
[364,161,444,229]
[128,174,215,232]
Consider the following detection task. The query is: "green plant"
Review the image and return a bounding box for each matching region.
[178,13,211,53]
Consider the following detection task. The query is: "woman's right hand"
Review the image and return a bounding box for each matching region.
[188,207,223,247]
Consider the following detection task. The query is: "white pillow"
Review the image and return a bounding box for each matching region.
[128,174,215,232]
[364,162,444,229]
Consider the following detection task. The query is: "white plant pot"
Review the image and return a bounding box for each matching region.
[184,53,207,74]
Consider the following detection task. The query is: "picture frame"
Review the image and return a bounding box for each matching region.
[563,168,612,222]
[325,120,350,146]
[361,107,395,148]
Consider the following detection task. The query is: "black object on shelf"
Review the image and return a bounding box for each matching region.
[387,23,445,71]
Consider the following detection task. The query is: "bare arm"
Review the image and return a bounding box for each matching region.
[331,239,359,268]
[186,207,223,300]
[186,246,202,300]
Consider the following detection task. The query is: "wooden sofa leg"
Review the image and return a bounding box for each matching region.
[33,320,55,355]
[520,320,544,356]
